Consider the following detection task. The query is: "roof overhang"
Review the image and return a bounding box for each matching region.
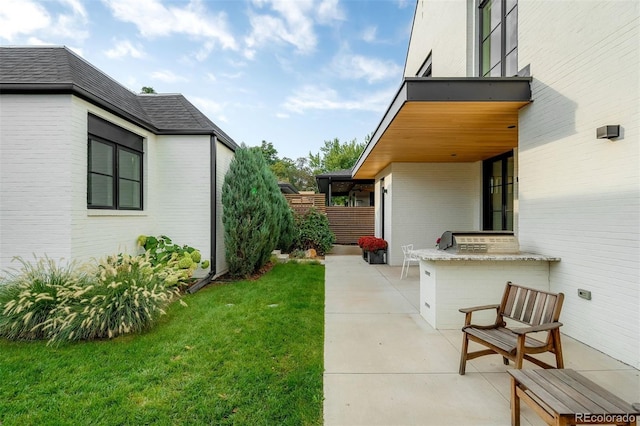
[352,77,532,179]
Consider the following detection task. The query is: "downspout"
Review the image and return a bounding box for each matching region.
[187,134,218,294]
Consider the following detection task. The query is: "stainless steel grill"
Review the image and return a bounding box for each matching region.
[437,231,519,254]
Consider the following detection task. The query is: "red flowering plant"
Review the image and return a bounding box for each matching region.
[357,236,388,252]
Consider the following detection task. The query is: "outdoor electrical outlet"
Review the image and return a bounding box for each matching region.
[578,289,592,300]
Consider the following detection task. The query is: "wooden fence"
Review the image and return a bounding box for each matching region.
[326,206,375,245]
[284,195,374,245]
[284,194,326,215]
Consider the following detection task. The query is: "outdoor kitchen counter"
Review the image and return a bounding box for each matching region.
[413,249,561,330]
[411,248,561,262]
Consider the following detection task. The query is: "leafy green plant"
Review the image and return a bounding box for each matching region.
[137,235,209,286]
[293,208,335,255]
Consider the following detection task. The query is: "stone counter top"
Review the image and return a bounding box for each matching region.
[411,248,561,262]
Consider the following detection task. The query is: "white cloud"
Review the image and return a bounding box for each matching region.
[151,70,188,83]
[332,52,403,84]
[189,96,228,122]
[361,25,377,43]
[283,84,395,114]
[105,39,145,59]
[317,0,345,24]
[396,0,410,8]
[276,112,290,119]
[0,0,88,43]
[245,0,345,57]
[0,0,51,41]
[60,0,88,18]
[206,72,217,82]
[103,0,238,52]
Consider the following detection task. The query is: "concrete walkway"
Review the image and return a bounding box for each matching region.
[323,254,639,426]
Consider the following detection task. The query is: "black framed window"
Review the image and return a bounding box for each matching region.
[483,152,514,231]
[479,0,518,77]
[88,114,143,210]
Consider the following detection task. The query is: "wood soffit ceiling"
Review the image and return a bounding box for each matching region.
[352,78,533,179]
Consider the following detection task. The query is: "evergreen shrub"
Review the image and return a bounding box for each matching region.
[293,208,335,255]
[222,147,287,277]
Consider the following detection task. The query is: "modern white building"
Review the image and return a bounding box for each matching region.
[0,46,237,282]
[353,1,639,368]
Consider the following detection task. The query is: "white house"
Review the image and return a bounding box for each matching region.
[0,46,238,283]
[353,1,639,368]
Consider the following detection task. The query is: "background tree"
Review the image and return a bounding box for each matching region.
[140,86,156,94]
[309,137,366,173]
[254,140,278,165]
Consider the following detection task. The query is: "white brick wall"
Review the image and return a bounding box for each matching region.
[405,0,468,77]
[517,0,640,369]
[1,95,74,268]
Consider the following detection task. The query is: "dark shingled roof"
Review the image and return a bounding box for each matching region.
[0,45,237,150]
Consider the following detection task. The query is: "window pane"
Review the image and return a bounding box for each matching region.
[118,179,141,209]
[505,49,518,76]
[505,6,518,54]
[489,64,502,76]
[490,27,502,70]
[118,149,141,181]
[89,174,113,207]
[493,212,503,230]
[90,140,113,175]
[482,2,492,39]
[489,0,502,31]
[506,0,517,14]
[482,40,492,76]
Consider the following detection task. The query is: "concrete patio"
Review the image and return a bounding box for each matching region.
[323,253,640,426]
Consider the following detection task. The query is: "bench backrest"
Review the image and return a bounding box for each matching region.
[499,282,564,326]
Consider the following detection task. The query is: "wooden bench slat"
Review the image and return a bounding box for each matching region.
[509,369,640,426]
[527,370,600,414]
[522,291,537,323]
[557,369,639,413]
[466,327,546,353]
[531,292,547,326]
[512,287,528,319]
[509,370,577,414]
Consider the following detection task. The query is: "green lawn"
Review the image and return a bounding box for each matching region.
[0,262,325,425]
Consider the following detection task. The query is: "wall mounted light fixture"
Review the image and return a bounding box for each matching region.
[596,125,620,140]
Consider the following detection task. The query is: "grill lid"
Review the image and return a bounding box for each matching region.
[438,231,519,254]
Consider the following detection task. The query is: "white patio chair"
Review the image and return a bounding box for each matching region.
[401,244,420,279]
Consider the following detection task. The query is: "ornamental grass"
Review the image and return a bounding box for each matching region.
[0,254,181,345]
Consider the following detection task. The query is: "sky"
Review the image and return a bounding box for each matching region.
[0,0,415,160]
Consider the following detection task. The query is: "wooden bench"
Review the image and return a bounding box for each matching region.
[509,369,640,426]
[459,281,564,375]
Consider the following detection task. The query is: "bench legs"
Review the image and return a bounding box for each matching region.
[510,375,520,426]
[459,332,469,375]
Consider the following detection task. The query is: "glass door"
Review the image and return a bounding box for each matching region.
[483,152,514,231]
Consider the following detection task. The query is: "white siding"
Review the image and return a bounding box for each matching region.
[215,140,235,277]
[379,163,481,266]
[517,1,640,368]
[0,95,74,268]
